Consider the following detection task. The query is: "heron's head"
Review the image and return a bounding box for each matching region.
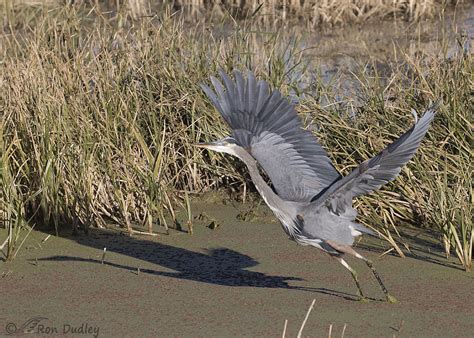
[194,137,240,156]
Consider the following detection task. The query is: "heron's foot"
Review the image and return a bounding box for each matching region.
[386,294,398,304]
[358,296,370,303]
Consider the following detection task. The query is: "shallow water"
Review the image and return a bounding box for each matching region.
[1,200,472,336]
[303,4,473,76]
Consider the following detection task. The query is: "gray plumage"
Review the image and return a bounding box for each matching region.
[201,70,341,202]
[198,70,435,302]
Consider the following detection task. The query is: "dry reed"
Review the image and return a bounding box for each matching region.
[4,0,449,26]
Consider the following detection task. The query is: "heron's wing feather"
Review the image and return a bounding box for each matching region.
[313,108,435,214]
[201,70,341,201]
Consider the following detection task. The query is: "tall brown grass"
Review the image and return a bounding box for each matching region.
[5,0,448,26]
[175,0,441,26]
[0,4,471,270]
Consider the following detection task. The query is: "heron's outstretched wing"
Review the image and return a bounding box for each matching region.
[201,70,341,202]
[312,107,436,214]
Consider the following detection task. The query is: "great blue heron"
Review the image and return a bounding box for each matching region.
[197,70,435,302]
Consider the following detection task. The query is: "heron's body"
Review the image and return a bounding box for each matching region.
[225,146,366,253]
[198,70,435,302]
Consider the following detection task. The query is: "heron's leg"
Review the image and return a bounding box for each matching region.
[351,252,397,303]
[326,240,397,303]
[335,257,368,302]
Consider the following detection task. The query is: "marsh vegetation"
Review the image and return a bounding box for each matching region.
[0,1,472,271]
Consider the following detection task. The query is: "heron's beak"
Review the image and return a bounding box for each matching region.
[193,142,214,149]
[194,140,228,153]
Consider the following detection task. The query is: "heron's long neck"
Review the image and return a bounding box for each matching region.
[235,148,302,240]
[236,149,284,209]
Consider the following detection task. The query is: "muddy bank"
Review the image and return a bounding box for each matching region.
[1,201,473,337]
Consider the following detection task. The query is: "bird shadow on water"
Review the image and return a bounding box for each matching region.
[34,228,367,301]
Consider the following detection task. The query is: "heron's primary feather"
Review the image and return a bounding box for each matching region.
[311,107,436,215]
[201,70,341,202]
